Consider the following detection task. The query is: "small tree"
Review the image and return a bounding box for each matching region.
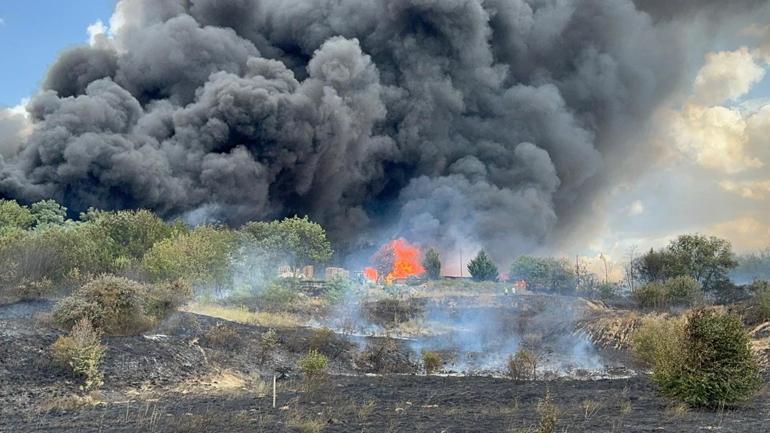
[422,248,441,280]
[467,250,498,282]
[0,199,34,234]
[242,216,332,275]
[652,309,761,407]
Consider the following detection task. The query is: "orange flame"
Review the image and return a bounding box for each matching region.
[363,267,379,282]
[384,238,425,283]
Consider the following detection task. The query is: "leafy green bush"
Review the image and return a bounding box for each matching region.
[644,309,761,407]
[422,351,442,375]
[298,349,329,379]
[632,282,668,309]
[259,279,299,308]
[664,276,702,307]
[50,318,105,391]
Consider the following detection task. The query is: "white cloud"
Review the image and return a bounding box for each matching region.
[627,200,645,216]
[708,216,770,253]
[720,179,770,199]
[87,19,108,46]
[0,17,5,26]
[692,47,766,105]
[669,104,763,173]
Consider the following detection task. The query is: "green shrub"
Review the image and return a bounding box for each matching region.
[323,275,351,304]
[52,275,187,336]
[142,226,237,291]
[507,348,539,380]
[632,282,668,309]
[745,281,770,324]
[422,351,442,375]
[259,279,299,308]
[631,315,686,367]
[651,309,761,407]
[298,349,328,379]
[665,276,702,307]
[83,209,180,260]
[50,318,105,391]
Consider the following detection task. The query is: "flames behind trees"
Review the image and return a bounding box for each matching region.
[369,238,426,283]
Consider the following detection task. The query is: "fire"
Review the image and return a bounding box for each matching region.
[370,238,425,283]
[363,267,379,282]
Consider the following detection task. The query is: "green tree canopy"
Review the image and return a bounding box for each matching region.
[30,200,68,227]
[509,256,576,294]
[467,250,498,282]
[0,199,34,234]
[242,216,332,271]
[634,234,737,291]
[422,248,441,280]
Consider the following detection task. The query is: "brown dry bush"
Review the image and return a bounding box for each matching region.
[422,351,442,375]
[203,322,240,350]
[507,348,539,380]
[536,391,558,433]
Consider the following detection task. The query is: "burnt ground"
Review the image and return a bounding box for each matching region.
[5,375,770,433]
[2,299,770,433]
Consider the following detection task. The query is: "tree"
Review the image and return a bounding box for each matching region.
[422,248,441,280]
[0,200,34,234]
[467,250,498,282]
[509,256,576,294]
[242,216,332,273]
[633,234,737,292]
[82,209,181,260]
[30,200,68,227]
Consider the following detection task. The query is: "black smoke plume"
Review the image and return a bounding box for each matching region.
[0,0,764,261]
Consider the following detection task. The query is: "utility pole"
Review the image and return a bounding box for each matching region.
[459,248,463,278]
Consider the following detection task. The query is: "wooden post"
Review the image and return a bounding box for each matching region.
[272,375,277,409]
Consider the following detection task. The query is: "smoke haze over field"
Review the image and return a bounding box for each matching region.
[0,0,768,263]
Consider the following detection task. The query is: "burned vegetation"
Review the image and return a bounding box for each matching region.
[0,199,768,433]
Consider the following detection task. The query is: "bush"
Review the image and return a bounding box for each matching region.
[203,322,240,350]
[323,275,351,304]
[52,275,188,336]
[422,351,442,375]
[744,280,770,324]
[665,276,702,307]
[298,349,328,379]
[649,309,761,407]
[259,279,299,308]
[631,315,686,367]
[536,391,557,433]
[50,318,104,391]
[507,348,539,380]
[632,282,668,309]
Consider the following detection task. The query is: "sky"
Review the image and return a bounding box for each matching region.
[0,0,769,279]
[0,0,114,107]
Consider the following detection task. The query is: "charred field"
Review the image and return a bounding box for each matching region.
[3,287,770,433]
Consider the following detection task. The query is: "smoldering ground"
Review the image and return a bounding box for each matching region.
[0,0,767,264]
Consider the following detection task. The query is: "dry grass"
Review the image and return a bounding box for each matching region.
[184,303,302,327]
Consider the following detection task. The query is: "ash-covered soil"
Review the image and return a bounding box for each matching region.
[5,375,770,433]
[2,298,770,433]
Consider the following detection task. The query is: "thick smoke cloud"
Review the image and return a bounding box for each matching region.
[0,0,763,262]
